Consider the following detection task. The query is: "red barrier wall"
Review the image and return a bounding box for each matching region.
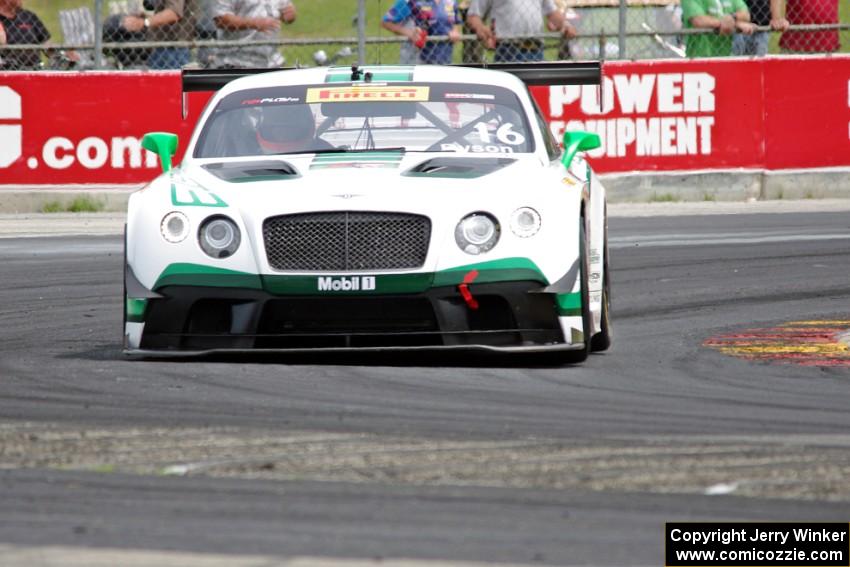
[0,57,848,185]
[0,71,205,185]
[530,59,767,173]
[761,57,850,170]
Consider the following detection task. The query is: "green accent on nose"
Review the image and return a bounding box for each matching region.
[126,297,148,322]
[561,131,601,170]
[555,292,582,316]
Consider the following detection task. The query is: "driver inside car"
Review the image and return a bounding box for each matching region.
[255,104,333,154]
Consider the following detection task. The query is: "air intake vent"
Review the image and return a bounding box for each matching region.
[203,160,299,182]
[404,157,516,179]
[263,212,431,271]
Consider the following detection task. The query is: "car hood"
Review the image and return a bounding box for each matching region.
[183,152,549,213]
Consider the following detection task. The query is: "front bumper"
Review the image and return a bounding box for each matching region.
[125,281,580,354]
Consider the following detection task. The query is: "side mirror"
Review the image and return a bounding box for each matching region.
[561,131,601,169]
[142,132,179,173]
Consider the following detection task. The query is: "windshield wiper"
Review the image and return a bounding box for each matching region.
[274,147,406,156]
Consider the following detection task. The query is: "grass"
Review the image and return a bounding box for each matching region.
[31,0,387,43]
[41,196,106,213]
[702,192,716,201]
[649,192,680,203]
[40,201,64,213]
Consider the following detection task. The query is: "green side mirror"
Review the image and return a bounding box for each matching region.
[561,131,601,169]
[142,132,179,173]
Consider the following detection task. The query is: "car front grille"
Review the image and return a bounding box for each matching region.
[263,211,431,271]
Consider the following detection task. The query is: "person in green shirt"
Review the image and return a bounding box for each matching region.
[682,0,756,57]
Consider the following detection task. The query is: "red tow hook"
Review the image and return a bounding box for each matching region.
[458,269,480,310]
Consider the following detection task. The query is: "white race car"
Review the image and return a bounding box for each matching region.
[125,63,611,362]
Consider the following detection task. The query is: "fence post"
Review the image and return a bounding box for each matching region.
[357,0,366,65]
[599,28,606,60]
[93,0,104,69]
[618,0,626,58]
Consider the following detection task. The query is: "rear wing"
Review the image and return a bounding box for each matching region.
[181,62,602,92]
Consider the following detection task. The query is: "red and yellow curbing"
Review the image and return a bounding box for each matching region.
[704,320,850,367]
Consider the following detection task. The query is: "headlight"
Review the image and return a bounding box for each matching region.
[199,215,241,259]
[160,211,189,243]
[510,207,541,238]
[455,212,500,255]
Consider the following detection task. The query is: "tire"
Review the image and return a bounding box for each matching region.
[122,224,127,348]
[533,218,591,366]
[591,218,612,352]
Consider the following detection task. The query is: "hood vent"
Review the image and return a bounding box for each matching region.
[403,156,517,179]
[203,160,300,183]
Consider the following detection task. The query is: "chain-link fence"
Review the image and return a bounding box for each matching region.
[1,0,848,70]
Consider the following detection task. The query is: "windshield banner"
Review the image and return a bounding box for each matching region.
[0,56,848,185]
[305,86,430,103]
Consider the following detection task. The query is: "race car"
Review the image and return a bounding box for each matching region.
[125,62,611,362]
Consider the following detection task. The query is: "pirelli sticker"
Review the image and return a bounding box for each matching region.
[305,86,430,103]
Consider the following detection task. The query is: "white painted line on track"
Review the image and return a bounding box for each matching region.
[0,213,125,239]
[0,241,122,256]
[608,199,850,217]
[0,546,642,567]
[611,233,850,248]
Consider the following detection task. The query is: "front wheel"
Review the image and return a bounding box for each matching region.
[591,219,612,352]
[122,224,127,347]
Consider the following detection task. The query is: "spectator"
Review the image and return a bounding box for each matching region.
[103,13,149,68]
[381,0,461,65]
[458,0,484,63]
[0,0,49,70]
[466,0,577,62]
[122,0,199,69]
[733,0,789,55]
[212,0,296,68]
[553,0,578,59]
[681,0,755,57]
[779,0,838,53]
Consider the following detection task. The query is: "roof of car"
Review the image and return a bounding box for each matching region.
[218,64,527,97]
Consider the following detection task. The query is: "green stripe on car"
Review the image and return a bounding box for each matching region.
[310,151,404,170]
[312,152,403,161]
[433,257,547,287]
[152,257,549,296]
[170,183,228,208]
[154,263,263,291]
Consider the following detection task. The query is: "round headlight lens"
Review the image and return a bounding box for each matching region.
[510,207,541,238]
[199,216,241,259]
[455,213,500,255]
[160,211,189,243]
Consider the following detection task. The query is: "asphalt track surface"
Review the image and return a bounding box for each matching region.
[1,207,850,565]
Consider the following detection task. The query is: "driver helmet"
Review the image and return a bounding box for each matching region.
[256,104,316,153]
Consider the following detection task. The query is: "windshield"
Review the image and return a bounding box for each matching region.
[193,82,535,158]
